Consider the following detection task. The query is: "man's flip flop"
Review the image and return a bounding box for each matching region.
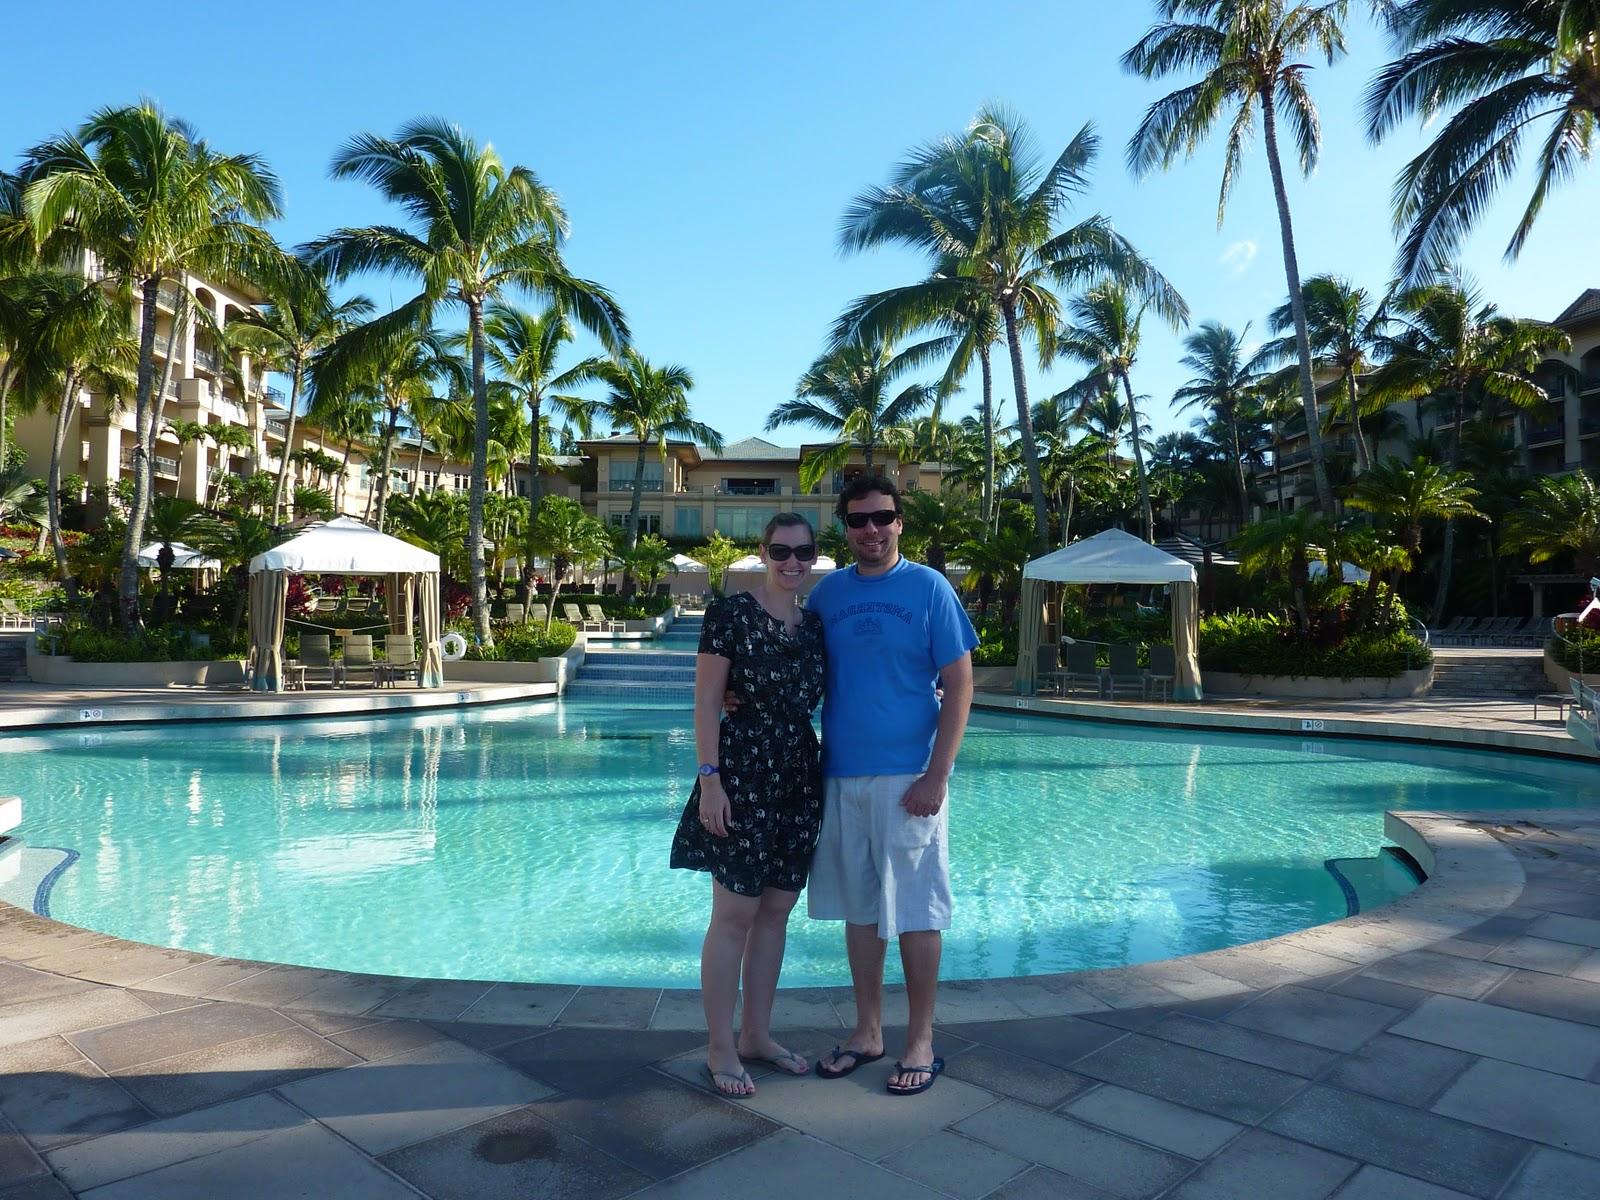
[814,1046,885,1079]
[704,1065,755,1098]
[886,1057,945,1096]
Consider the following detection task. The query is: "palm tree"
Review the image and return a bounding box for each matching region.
[229,258,372,524]
[194,511,274,638]
[145,496,206,623]
[0,469,45,532]
[899,488,979,575]
[22,102,282,631]
[206,423,254,503]
[307,118,628,646]
[1365,2,1600,280]
[1231,508,1330,634]
[838,106,1186,550]
[529,496,610,629]
[1265,275,1386,472]
[481,302,603,509]
[769,339,936,490]
[1503,472,1600,579]
[1367,280,1568,617]
[1171,320,1273,526]
[582,350,721,573]
[1346,455,1482,556]
[1053,283,1159,541]
[1124,1,1354,513]
[390,489,469,579]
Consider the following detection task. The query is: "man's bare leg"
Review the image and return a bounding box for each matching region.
[889,930,941,1091]
[819,921,886,1071]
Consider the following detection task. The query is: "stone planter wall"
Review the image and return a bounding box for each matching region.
[972,665,1016,693]
[1207,665,1433,700]
[1543,649,1600,694]
[26,642,246,688]
[444,642,585,692]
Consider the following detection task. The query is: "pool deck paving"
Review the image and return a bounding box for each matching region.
[4,807,1600,1198]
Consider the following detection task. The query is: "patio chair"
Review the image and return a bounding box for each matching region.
[1105,643,1146,700]
[1060,642,1105,698]
[1033,643,1062,696]
[340,635,379,688]
[1511,615,1550,647]
[346,596,373,615]
[1146,643,1176,702]
[602,583,618,595]
[530,604,549,625]
[296,634,338,687]
[312,596,340,614]
[383,634,420,687]
[562,602,586,627]
[655,583,672,597]
[0,599,25,630]
[585,604,625,634]
[1472,617,1518,646]
[505,602,525,625]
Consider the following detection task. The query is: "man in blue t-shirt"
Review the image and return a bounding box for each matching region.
[806,475,977,1096]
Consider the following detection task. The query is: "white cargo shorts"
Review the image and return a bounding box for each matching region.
[806,774,952,939]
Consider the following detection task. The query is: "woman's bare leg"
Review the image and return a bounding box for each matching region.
[736,887,806,1071]
[702,881,759,1094]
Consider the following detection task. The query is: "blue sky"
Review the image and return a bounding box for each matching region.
[4,1,1594,445]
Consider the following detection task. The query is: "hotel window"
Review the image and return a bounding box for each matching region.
[454,473,470,490]
[675,507,703,537]
[608,459,663,492]
[714,507,773,540]
[608,511,662,534]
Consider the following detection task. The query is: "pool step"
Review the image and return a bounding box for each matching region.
[0,634,27,682]
[585,650,697,668]
[580,664,696,684]
[565,680,694,701]
[1429,651,1546,697]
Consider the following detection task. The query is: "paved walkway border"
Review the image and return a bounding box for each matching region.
[973,692,1595,761]
[0,811,1526,1031]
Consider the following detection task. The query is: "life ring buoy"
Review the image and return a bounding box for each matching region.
[440,632,468,661]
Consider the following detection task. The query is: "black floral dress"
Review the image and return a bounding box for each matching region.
[669,591,825,895]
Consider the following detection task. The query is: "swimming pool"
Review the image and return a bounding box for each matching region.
[3,701,1594,987]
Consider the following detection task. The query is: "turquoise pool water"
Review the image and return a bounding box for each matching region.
[3,702,1596,987]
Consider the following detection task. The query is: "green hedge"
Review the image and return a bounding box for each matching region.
[465,621,578,663]
[1198,612,1431,680]
[56,625,215,663]
[1552,627,1600,673]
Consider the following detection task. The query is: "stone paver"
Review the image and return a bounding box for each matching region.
[6,807,1600,1198]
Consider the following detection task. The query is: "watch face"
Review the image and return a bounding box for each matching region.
[698,764,718,776]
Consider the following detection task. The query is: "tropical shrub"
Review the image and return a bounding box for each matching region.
[1551,627,1600,674]
[465,621,577,662]
[53,623,213,663]
[1199,612,1430,679]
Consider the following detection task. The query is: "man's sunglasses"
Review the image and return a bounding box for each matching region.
[844,509,900,529]
[765,543,818,562]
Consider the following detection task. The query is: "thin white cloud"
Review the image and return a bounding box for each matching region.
[1219,240,1258,277]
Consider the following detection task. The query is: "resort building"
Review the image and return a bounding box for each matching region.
[576,434,947,538]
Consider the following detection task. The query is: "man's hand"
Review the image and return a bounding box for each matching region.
[722,689,742,715]
[901,771,948,818]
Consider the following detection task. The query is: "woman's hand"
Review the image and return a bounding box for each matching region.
[699,776,733,838]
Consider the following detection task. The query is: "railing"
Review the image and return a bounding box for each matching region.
[121,449,179,477]
[721,484,779,495]
[1580,416,1600,437]
[263,385,285,404]
[606,478,663,492]
[266,417,289,438]
[1526,421,1566,445]
[193,346,222,373]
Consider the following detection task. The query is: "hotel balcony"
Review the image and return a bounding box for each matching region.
[121,449,179,478]
[1526,420,1566,447]
[1581,372,1600,396]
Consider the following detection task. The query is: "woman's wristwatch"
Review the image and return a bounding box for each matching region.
[698,764,719,777]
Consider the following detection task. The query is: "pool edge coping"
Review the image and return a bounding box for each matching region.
[0,809,1530,1031]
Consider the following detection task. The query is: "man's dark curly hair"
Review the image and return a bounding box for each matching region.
[834,474,902,522]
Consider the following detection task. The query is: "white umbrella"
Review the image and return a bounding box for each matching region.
[137,542,221,571]
[1307,559,1371,583]
[669,553,707,573]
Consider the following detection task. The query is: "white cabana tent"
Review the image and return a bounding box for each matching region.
[247,517,444,692]
[669,554,707,573]
[1307,559,1371,583]
[137,542,220,571]
[1018,527,1203,701]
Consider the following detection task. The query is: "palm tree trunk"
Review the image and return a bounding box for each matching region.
[1430,394,1466,622]
[270,357,303,525]
[1119,372,1154,541]
[118,275,163,633]
[0,366,14,473]
[979,346,995,526]
[338,438,354,512]
[1346,374,1371,471]
[49,374,80,605]
[527,394,544,512]
[1226,406,1249,526]
[1063,480,1076,547]
[864,440,875,474]
[621,439,648,596]
[1260,91,1334,514]
[467,297,493,647]
[376,406,401,531]
[1000,299,1051,550]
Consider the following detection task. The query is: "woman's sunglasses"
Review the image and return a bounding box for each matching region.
[765,543,818,562]
[843,509,900,529]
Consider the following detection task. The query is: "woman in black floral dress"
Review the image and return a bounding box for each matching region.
[670,513,825,1097]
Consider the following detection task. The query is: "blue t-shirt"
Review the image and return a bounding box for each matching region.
[807,557,979,777]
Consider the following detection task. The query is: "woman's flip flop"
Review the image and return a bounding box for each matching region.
[814,1046,885,1079]
[704,1065,755,1098]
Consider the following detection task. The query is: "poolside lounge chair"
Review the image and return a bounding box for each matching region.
[530,604,549,625]
[296,634,338,687]
[1105,643,1146,700]
[383,634,420,687]
[562,602,587,627]
[1146,644,1176,702]
[311,596,340,614]
[1060,642,1104,698]
[340,635,379,687]
[0,599,26,630]
[1472,617,1519,646]
[1431,615,1472,642]
[505,602,526,625]
[346,596,373,615]
[585,604,625,635]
